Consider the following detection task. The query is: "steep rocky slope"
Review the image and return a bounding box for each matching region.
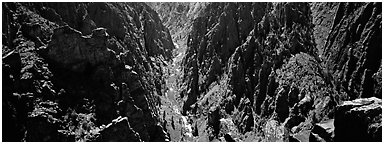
[310,2,339,57]
[147,2,194,45]
[156,2,382,142]
[2,2,382,142]
[323,2,382,100]
[2,2,174,142]
[147,2,204,141]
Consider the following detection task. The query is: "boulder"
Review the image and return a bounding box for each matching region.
[334,97,382,142]
[309,119,334,142]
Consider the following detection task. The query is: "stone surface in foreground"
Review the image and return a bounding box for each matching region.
[334,97,382,142]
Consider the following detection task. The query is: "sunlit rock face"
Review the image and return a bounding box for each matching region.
[334,97,382,142]
[153,2,381,142]
[2,2,381,142]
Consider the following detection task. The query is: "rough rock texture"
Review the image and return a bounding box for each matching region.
[3,2,382,142]
[146,3,200,142]
[155,2,382,142]
[263,119,288,142]
[147,2,194,45]
[2,2,173,142]
[334,97,382,142]
[180,2,270,114]
[310,2,339,57]
[176,2,323,141]
[26,101,62,142]
[309,119,334,142]
[324,2,382,100]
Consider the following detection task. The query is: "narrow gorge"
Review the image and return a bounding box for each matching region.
[2,2,382,142]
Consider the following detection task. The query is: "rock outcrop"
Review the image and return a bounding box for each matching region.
[3,2,381,142]
[147,2,194,45]
[323,2,382,100]
[309,119,334,142]
[2,2,173,142]
[310,2,339,57]
[180,2,270,115]
[154,2,381,142]
[334,97,382,142]
[175,2,328,141]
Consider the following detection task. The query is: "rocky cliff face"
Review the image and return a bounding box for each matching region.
[334,97,382,141]
[2,2,382,142]
[177,3,320,140]
[2,2,174,142]
[147,2,194,43]
[323,2,382,100]
[156,2,381,142]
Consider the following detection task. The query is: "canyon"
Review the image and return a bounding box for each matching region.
[2,2,382,142]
